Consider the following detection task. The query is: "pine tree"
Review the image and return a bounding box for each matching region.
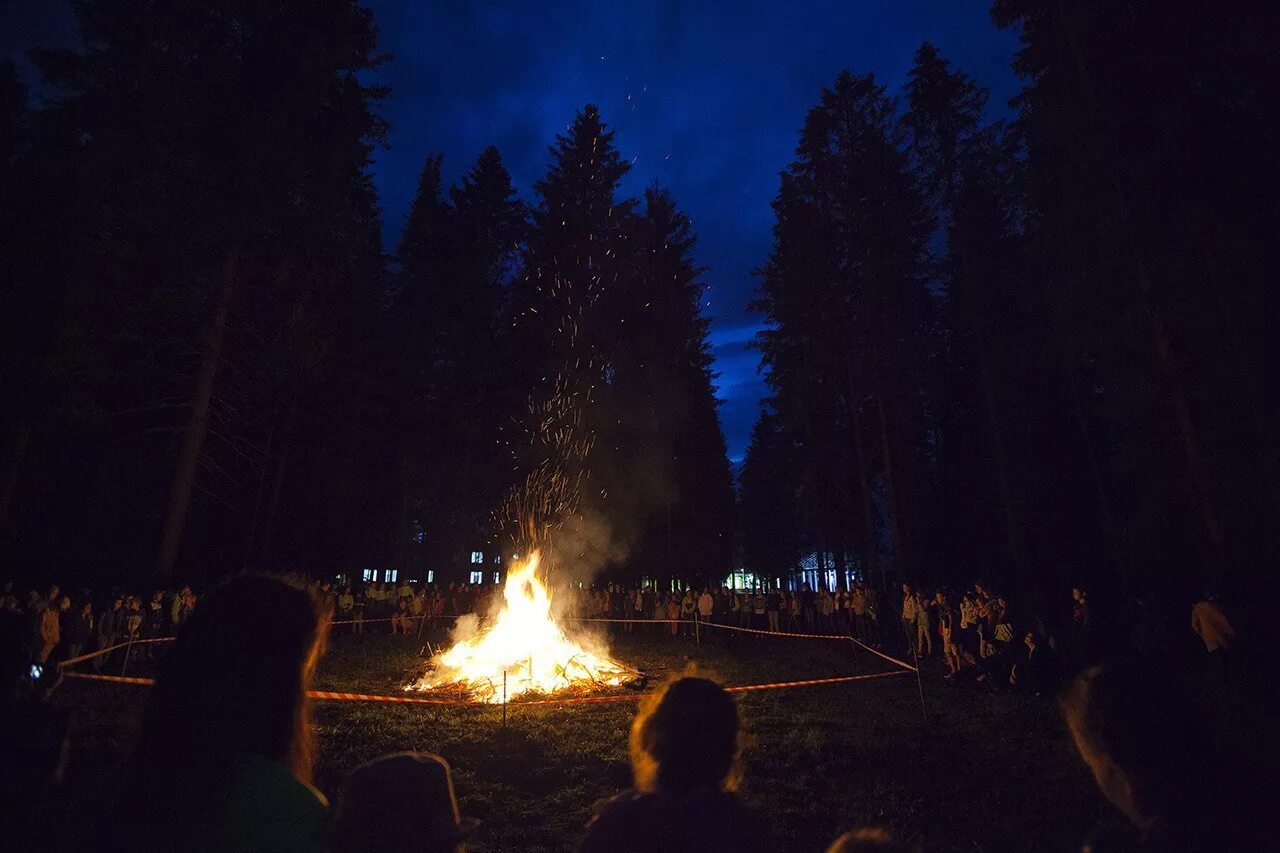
[903,43,1031,586]
[739,407,803,581]
[618,188,734,586]
[754,71,934,584]
[30,0,389,582]
[993,0,1276,585]
[395,149,528,572]
[505,106,635,562]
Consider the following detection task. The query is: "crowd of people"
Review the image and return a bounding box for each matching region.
[2,571,1268,852]
[1,581,198,672]
[6,568,1246,711]
[570,583,884,641]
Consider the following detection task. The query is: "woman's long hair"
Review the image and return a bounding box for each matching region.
[120,574,328,834]
[629,676,742,793]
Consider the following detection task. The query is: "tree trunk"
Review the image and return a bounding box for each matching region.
[260,438,291,564]
[0,424,31,524]
[875,391,906,581]
[974,340,1023,571]
[245,394,283,566]
[870,337,908,580]
[846,365,880,587]
[1060,2,1223,560]
[154,250,238,583]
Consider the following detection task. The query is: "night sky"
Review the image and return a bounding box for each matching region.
[5,1,1019,462]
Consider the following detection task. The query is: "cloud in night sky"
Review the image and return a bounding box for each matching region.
[5,0,1019,460]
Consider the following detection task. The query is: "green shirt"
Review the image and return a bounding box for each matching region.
[216,754,329,853]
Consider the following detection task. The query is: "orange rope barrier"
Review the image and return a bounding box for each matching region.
[698,620,854,642]
[62,672,157,686]
[847,637,918,672]
[64,667,912,706]
[567,616,852,642]
[57,637,176,669]
[724,670,910,692]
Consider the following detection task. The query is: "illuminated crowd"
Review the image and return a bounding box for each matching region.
[1,581,198,671]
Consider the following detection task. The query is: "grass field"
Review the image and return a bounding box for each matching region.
[52,624,1108,851]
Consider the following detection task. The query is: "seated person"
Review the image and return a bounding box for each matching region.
[580,676,771,852]
[332,751,476,853]
[1010,631,1059,695]
[115,575,331,853]
[1061,659,1272,850]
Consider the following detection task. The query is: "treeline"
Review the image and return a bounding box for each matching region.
[0,1,732,587]
[742,5,1275,605]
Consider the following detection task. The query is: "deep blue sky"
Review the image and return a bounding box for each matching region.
[5,1,1019,461]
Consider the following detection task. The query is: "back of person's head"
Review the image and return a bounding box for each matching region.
[827,827,911,853]
[332,752,473,853]
[630,676,740,792]
[1059,659,1246,841]
[122,575,326,828]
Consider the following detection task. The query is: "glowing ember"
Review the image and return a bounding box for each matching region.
[405,551,629,702]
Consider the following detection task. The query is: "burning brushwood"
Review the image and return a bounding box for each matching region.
[404,551,629,703]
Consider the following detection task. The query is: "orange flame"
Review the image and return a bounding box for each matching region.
[405,551,628,702]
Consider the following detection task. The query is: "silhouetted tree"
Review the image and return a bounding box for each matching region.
[993,0,1276,589]
[395,148,528,572]
[754,71,934,585]
[618,188,734,586]
[506,105,636,566]
[739,407,803,582]
[24,0,389,582]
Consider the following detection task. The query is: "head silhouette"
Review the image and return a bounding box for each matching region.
[1060,660,1231,837]
[123,575,327,829]
[630,676,740,793]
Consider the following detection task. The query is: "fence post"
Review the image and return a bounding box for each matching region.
[120,634,135,676]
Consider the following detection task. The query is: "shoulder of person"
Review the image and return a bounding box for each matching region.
[580,789,651,851]
[216,754,329,853]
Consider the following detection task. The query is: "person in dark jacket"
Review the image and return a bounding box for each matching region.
[579,676,771,853]
[1010,632,1058,695]
[64,601,93,662]
[96,596,123,672]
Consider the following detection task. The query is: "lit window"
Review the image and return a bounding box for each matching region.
[493,572,500,584]
[385,569,398,583]
[426,570,435,583]
[362,569,377,582]
[469,571,483,584]
[470,551,484,564]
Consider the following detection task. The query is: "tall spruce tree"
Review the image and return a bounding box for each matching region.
[903,44,1035,587]
[739,406,804,582]
[618,188,734,586]
[993,0,1276,587]
[395,149,527,572]
[29,0,389,582]
[755,71,934,584]
[506,106,635,566]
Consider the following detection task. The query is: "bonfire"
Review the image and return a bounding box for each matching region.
[404,551,630,703]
